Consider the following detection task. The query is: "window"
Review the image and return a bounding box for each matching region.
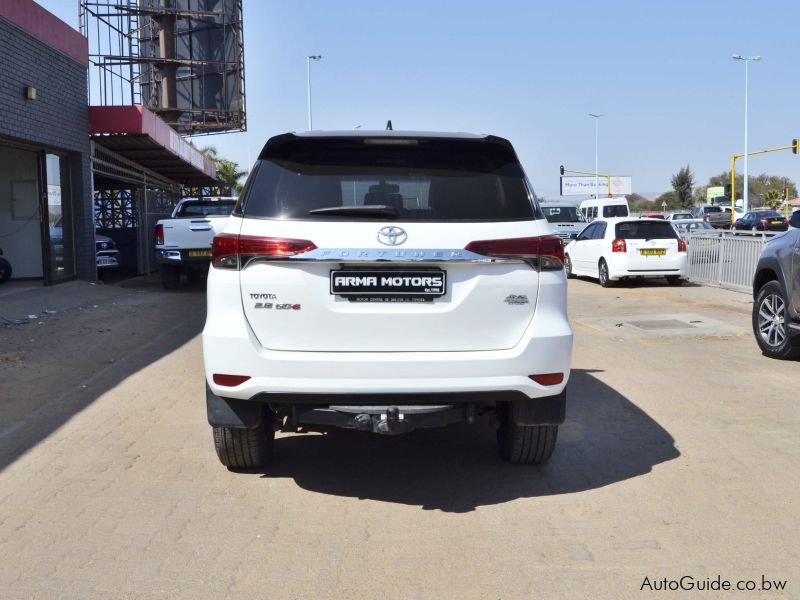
[242,137,536,221]
[602,204,628,218]
[542,206,585,223]
[592,222,607,239]
[615,221,679,240]
[577,224,596,241]
[176,200,236,217]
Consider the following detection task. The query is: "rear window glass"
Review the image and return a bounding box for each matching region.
[603,204,628,218]
[542,206,585,223]
[615,221,679,240]
[706,206,722,213]
[756,211,781,218]
[176,201,236,217]
[240,137,537,221]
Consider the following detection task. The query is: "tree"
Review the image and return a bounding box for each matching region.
[200,146,219,161]
[216,159,248,195]
[705,171,796,207]
[763,189,783,210]
[625,193,655,212]
[671,165,694,209]
[654,191,680,211]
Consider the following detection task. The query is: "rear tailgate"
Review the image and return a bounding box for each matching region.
[616,220,684,270]
[162,216,230,253]
[237,220,546,352]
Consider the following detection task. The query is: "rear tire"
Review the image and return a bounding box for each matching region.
[0,257,11,283]
[161,265,180,290]
[213,421,274,468]
[564,253,575,279]
[666,276,684,286]
[752,280,800,360]
[496,403,558,465]
[598,259,614,287]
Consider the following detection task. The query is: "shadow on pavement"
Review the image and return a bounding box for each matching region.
[256,369,679,512]
[0,277,206,473]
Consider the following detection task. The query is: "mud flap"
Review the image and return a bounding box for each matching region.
[206,384,263,429]
[511,389,566,425]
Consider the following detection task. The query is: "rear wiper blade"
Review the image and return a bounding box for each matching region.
[308,205,397,217]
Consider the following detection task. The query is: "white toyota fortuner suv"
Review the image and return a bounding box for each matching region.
[203,131,573,468]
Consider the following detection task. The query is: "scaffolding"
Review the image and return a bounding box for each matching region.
[79,0,246,135]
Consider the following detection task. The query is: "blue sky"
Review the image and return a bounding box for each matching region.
[40,0,800,198]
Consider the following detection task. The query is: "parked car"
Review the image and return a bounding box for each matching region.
[671,219,719,262]
[564,217,688,287]
[751,210,800,359]
[540,201,588,242]
[731,210,788,235]
[95,234,122,271]
[155,197,237,289]
[203,130,573,468]
[690,205,732,229]
[668,212,694,221]
[671,219,716,237]
[641,212,666,219]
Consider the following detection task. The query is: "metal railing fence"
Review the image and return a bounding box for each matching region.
[686,231,774,291]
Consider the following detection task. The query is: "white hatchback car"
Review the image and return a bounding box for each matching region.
[203,131,573,468]
[564,217,688,287]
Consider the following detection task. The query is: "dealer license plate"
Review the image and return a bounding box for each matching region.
[640,248,666,256]
[330,269,446,302]
[187,249,212,257]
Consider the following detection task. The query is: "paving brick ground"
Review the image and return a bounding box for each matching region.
[0,277,797,598]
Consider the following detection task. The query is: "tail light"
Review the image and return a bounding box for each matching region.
[155,223,164,246]
[677,239,687,252]
[212,234,317,269]
[704,214,710,222]
[760,218,768,225]
[612,238,627,253]
[464,235,564,271]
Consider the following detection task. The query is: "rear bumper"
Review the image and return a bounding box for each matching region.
[203,268,573,401]
[206,385,567,429]
[607,253,688,279]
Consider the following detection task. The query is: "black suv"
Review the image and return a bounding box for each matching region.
[752,210,800,359]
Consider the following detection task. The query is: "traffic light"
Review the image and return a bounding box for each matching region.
[793,139,798,154]
[560,165,565,175]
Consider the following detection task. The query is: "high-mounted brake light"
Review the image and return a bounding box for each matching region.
[212,234,317,269]
[677,239,687,252]
[464,235,564,271]
[155,224,164,246]
[612,238,627,253]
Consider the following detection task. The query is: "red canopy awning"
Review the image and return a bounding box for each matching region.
[89,105,217,187]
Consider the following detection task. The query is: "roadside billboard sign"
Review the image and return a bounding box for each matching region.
[560,176,632,196]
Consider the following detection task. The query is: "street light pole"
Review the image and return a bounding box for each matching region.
[732,54,761,213]
[589,113,603,199]
[306,55,322,130]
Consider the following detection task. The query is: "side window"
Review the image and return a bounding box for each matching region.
[591,207,598,219]
[577,224,595,241]
[592,222,607,239]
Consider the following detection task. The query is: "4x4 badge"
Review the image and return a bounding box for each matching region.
[377,226,407,246]
[504,294,529,305]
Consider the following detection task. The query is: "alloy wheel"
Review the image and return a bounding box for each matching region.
[758,292,786,349]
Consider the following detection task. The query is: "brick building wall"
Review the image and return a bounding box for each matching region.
[0,16,95,281]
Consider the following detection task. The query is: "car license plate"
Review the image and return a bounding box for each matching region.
[97,257,116,265]
[331,269,446,301]
[187,249,211,257]
[640,248,666,256]
[771,220,782,225]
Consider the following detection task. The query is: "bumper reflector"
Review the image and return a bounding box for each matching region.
[529,373,564,386]
[213,374,251,387]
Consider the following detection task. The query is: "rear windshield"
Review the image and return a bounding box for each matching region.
[176,201,236,217]
[755,211,781,218]
[240,137,537,221]
[603,204,628,218]
[615,221,679,240]
[705,206,722,213]
[542,205,585,223]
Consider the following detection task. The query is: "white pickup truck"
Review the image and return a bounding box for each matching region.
[155,197,237,289]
